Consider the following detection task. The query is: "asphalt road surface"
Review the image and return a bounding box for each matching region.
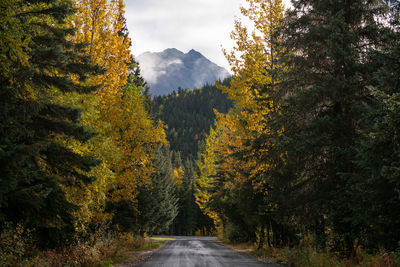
[136,236,277,267]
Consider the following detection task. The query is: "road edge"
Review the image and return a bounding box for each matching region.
[219,241,286,266]
[112,239,171,267]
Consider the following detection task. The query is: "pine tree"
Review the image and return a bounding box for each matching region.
[0,0,100,248]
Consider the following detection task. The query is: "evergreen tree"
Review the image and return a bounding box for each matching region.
[136,145,178,235]
[174,160,196,235]
[348,1,400,250]
[0,0,100,248]
[152,79,233,158]
[274,0,388,252]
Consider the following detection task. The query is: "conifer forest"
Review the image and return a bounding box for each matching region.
[0,0,400,266]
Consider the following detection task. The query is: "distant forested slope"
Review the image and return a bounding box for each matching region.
[152,78,233,158]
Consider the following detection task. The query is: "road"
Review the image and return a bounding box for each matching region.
[136,236,278,267]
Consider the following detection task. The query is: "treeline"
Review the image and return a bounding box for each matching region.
[152,82,233,235]
[0,0,180,262]
[197,0,400,257]
[152,81,233,159]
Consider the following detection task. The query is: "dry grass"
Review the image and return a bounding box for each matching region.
[224,241,400,267]
[0,224,168,267]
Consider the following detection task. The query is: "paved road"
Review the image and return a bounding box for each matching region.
[136,236,277,267]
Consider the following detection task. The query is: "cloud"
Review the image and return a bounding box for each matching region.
[125,0,244,71]
[166,59,183,67]
[137,52,184,84]
[137,57,159,84]
[125,0,291,72]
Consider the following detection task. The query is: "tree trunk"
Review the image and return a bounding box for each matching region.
[258,224,265,249]
[266,219,272,248]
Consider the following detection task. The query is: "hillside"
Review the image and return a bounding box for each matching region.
[152,79,233,158]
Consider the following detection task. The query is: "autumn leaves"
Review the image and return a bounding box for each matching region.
[65,0,167,231]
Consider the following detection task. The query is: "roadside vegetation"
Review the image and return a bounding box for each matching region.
[0,222,170,267]
[224,237,400,267]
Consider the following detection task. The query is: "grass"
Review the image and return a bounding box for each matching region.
[223,241,400,267]
[148,236,176,242]
[130,238,171,252]
[0,224,172,267]
[100,236,172,266]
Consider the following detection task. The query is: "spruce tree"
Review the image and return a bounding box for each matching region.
[275,0,388,252]
[0,0,100,248]
[178,159,197,235]
[137,145,178,235]
[152,79,233,159]
[348,0,400,250]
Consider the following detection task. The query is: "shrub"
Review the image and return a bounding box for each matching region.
[0,223,34,267]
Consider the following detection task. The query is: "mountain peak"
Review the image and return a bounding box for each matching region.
[187,49,200,54]
[163,48,183,55]
[136,48,230,96]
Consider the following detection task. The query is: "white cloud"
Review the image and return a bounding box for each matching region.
[137,54,161,84]
[137,52,184,84]
[166,59,183,66]
[125,0,291,72]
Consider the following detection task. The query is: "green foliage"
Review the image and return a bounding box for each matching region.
[0,223,34,267]
[0,0,182,264]
[152,79,233,159]
[152,81,230,236]
[171,159,214,236]
[197,0,400,258]
[267,0,395,253]
[2,0,400,264]
[227,224,250,244]
[135,145,179,235]
[344,2,400,251]
[0,0,100,248]
[348,89,400,250]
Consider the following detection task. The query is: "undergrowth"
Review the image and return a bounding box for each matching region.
[0,223,166,267]
[252,245,400,267]
[223,236,400,267]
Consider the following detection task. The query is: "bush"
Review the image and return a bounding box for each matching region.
[227,224,249,243]
[31,231,142,266]
[0,223,34,267]
[0,220,155,267]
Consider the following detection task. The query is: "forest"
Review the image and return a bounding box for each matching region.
[1,0,400,266]
[152,81,233,236]
[152,80,233,159]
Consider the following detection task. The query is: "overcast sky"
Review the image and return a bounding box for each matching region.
[124,0,290,72]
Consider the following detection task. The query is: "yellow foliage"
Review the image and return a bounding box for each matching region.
[172,167,184,189]
[106,89,167,203]
[196,0,285,229]
[196,111,242,225]
[71,0,168,206]
[218,0,284,182]
[51,91,117,231]
[72,0,131,108]
[54,0,168,230]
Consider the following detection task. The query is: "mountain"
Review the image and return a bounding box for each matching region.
[136,48,230,96]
